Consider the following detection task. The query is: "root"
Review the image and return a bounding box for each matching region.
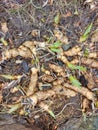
[64,83,96,101]
[71,58,98,68]
[26,68,38,96]
[26,85,76,106]
[2,41,36,61]
[64,45,81,56]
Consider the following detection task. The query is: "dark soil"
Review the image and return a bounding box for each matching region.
[0,0,98,130]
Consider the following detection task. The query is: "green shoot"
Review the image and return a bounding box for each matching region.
[67,63,86,71]
[69,75,81,88]
[48,110,56,119]
[50,41,62,53]
[8,103,21,113]
[54,13,60,25]
[80,23,93,42]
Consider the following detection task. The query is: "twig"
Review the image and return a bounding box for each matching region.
[56,102,77,117]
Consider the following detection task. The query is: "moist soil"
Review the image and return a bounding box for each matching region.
[0,0,98,130]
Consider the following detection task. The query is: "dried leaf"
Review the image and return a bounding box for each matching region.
[0,74,22,80]
[1,22,8,33]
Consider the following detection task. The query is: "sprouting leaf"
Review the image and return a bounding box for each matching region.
[0,74,22,80]
[51,41,62,48]
[50,41,62,53]
[31,57,39,65]
[8,103,21,113]
[95,101,98,108]
[39,102,56,118]
[83,48,89,57]
[69,75,81,88]
[47,37,53,43]
[76,66,86,71]
[0,37,8,46]
[74,10,78,15]
[54,13,60,24]
[79,35,89,42]
[50,48,61,53]
[83,23,93,36]
[67,63,86,71]
[41,18,45,23]
[79,23,93,42]
[48,110,56,119]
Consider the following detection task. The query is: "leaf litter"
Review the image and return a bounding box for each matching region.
[0,0,98,130]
